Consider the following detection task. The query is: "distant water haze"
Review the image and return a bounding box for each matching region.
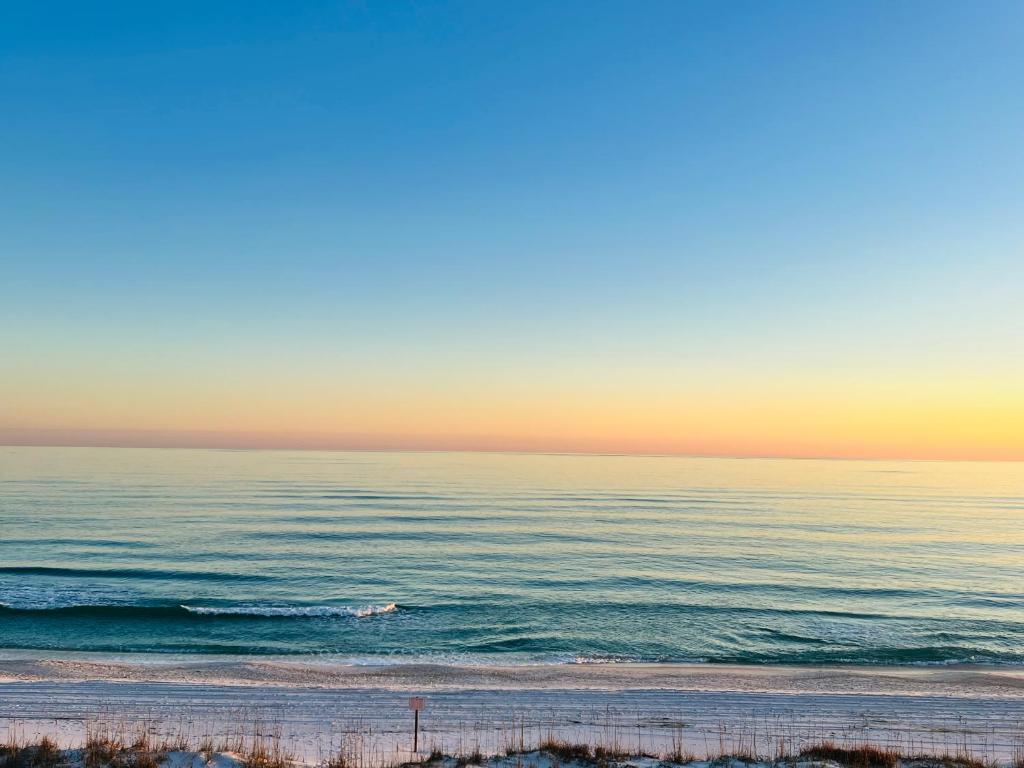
[1,447,1022,665]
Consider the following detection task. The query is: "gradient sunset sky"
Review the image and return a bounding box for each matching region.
[2,1,1022,460]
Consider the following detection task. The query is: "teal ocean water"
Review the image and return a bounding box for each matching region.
[1,447,1022,665]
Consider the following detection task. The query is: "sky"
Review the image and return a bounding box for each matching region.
[2,1,1022,460]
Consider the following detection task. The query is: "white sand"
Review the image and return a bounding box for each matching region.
[2,657,1023,765]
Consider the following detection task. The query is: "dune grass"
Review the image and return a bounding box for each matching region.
[3,725,1023,768]
[0,736,61,768]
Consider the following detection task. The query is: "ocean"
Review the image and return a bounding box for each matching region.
[1,446,1022,666]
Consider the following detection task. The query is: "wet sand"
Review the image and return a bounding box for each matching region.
[3,655,1024,695]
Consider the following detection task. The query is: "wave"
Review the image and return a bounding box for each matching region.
[0,566,269,582]
[0,602,400,619]
[755,627,834,646]
[704,646,1024,666]
[0,539,160,549]
[180,603,397,618]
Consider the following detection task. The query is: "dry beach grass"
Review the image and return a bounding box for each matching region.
[4,722,1024,768]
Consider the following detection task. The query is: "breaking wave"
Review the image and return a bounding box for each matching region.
[180,603,398,618]
[0,601,400,619]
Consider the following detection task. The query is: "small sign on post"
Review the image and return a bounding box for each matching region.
[409,697,425,753]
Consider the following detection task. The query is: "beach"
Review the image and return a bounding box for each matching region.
[4,450,1023,765]
[4,658,1024,765]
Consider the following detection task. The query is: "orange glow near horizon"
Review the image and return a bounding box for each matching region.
[4,376,1022,461]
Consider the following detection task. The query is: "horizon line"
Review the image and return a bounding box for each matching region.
[2,427,1021,463]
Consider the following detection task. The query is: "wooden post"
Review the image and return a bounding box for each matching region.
[409,697,425,754]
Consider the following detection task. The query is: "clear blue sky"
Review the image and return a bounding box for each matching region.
[2,1,1022,458]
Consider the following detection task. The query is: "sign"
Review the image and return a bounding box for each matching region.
[409,697,426,752]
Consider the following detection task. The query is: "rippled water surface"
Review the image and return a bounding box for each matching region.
[1,447,1022,664]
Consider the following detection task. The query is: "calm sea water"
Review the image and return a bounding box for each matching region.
[1,446,1022,665]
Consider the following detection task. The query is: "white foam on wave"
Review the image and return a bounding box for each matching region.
[350,602,398,617]
[180,602,398,618]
